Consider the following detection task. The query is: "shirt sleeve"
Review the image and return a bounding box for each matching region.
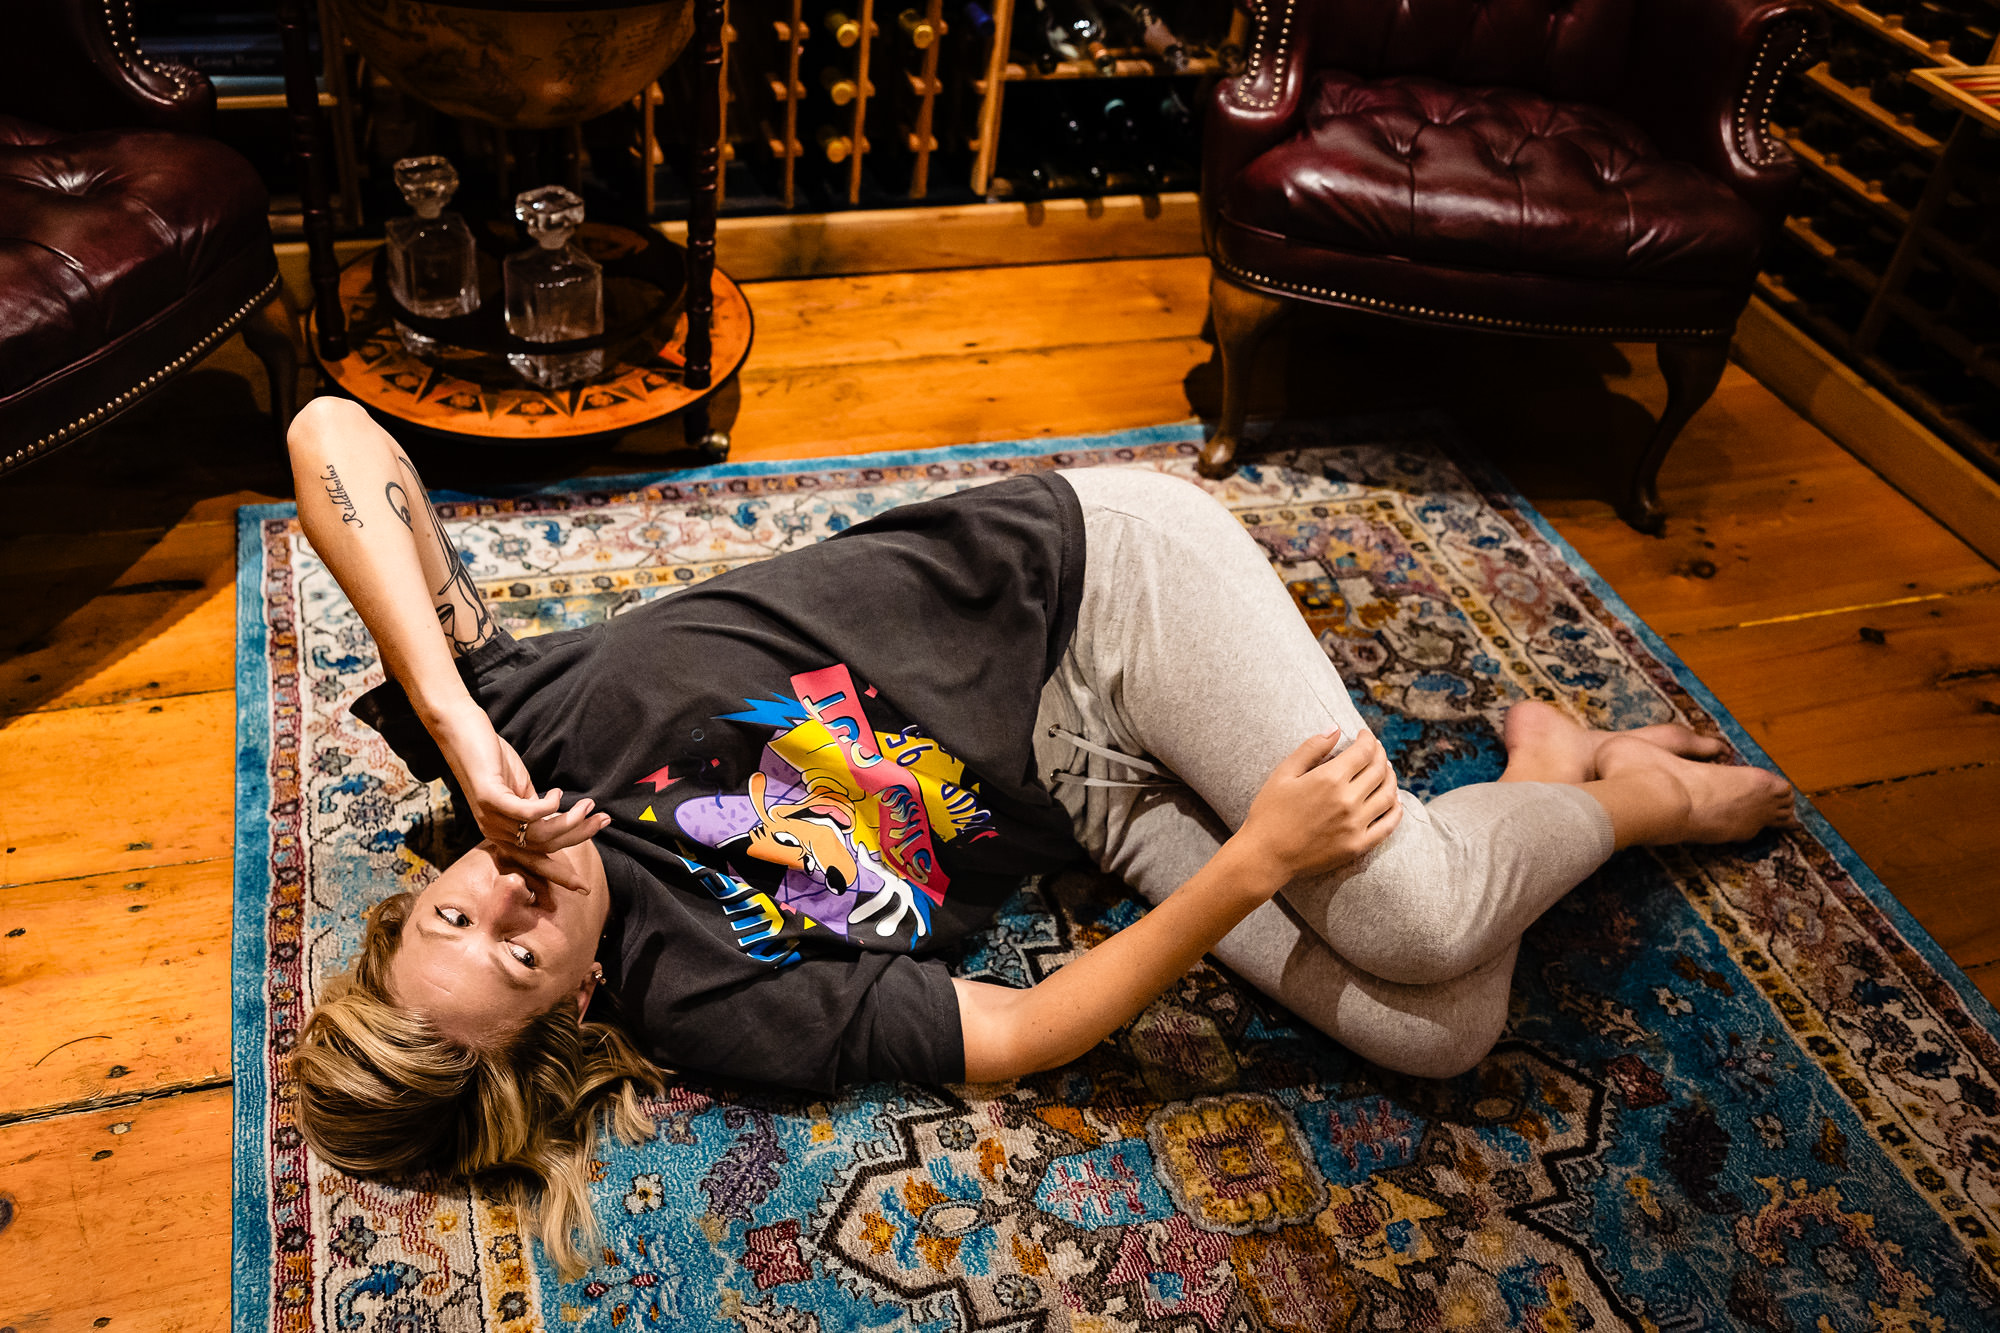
[646,951,967,1093]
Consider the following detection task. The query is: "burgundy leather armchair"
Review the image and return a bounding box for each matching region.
[0,0,294,476]
[1199,0,1818,531]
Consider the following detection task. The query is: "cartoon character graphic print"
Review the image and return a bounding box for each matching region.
[656,663,995,963]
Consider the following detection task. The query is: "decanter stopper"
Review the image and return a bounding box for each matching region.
[394,155,461,220]
[517,185,586,250]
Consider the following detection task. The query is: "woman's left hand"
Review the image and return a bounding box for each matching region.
[432,703,609,885]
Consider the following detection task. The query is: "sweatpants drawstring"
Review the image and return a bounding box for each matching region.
[1045,725,1177,790]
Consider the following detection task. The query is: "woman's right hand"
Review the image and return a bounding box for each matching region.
[430,702,610,886]
[1231,728,1404,885]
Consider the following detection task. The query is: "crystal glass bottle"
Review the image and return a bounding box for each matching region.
[385,156,480,356]
[503,185,605,389]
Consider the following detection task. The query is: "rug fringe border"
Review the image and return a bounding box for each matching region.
[233,502,283,1333]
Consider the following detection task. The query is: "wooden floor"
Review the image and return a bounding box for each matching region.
[3,254,1997,1328]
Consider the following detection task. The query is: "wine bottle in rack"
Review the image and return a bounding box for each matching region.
[1099,94,1163,189]
[898,8,940,49]
[1035,0,1117,72]
[824,8,862,46]
[996,149,1051,199]
[821,66,861,105]
[1153,84,1199,173]
[995,102,1056,197]
[1045,95,1109,192]
[1014,0,1065,73]
[817,124,863,162]
[1109,0,1188,73]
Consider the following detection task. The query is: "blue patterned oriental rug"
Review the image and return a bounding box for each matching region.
[233,418,2000,1333]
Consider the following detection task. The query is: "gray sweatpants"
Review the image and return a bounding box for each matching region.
[1033,467,1616,1079]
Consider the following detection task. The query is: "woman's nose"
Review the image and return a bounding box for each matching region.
[481,871,537,919]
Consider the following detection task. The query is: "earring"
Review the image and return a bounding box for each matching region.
[591,962,605,982]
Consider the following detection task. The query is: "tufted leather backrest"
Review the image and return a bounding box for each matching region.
[1301,0,1639,104]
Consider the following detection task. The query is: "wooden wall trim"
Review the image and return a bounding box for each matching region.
[1733,295,2000,568]
[275,194,1204,298]
[653,192,1204,279]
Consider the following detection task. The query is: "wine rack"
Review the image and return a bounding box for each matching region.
[1763,0,2000,478]
[633,0,1241,212]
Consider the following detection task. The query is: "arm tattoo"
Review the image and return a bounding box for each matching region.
[321,465,363,527]
[385,481,412,529]
[392,456,493,656]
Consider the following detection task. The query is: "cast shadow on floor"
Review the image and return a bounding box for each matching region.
[1183,304,1671,509]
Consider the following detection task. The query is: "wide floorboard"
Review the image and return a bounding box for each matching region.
[2,254,1994,1329]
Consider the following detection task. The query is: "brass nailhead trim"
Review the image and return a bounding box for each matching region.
[1216,256,1727,339]
[4,273,280,474]
[107,0,194,95]
[1233,0,1298,111]
[1736,22,1813,167]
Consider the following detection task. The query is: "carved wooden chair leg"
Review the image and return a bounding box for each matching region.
[1198,270,1288,479]
[1622,334,1731,535]
[241,290,302,452]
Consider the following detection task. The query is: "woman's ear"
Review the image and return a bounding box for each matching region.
[576,961,604,1018]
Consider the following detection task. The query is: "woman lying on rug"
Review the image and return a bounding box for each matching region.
[285,397,1798,1273]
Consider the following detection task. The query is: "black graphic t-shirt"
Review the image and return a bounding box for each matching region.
[358,473,1089,1092]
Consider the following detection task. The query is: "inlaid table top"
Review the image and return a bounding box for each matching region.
[311,226,751,443]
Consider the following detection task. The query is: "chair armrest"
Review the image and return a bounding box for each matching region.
[0,0,215,134]
[1616,0,1822,228]
[1201,0,1317,243]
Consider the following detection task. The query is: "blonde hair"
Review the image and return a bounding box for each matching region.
[290,890,665,1278]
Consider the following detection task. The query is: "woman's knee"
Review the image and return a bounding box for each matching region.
[1351,991,1509,1080]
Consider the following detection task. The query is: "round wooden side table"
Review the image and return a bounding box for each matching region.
[309,223,752,457]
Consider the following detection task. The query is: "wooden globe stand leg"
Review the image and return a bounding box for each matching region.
[278,0,346,363]
[682,0,725,398]
[685,393,731,462]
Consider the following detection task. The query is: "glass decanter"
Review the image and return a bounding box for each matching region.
[385,156,480,357]
[503,185,605,389]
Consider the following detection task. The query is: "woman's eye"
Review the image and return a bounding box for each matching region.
[509,943,537,968]
[436,906,469,928]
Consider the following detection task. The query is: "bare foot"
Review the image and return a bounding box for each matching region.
[1609,721,1728,765]
[1501,700,1730,786]
[1499,700,1598,784]
[1597,734,1800,843]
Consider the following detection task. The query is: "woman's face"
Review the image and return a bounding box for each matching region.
[387,840,612,1046]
